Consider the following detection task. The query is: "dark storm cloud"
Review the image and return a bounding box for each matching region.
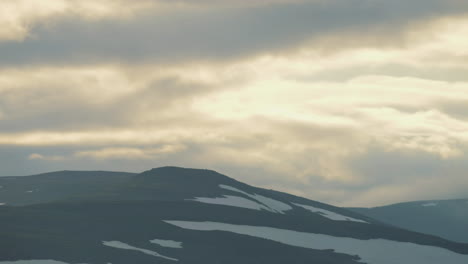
[1,0,467,66]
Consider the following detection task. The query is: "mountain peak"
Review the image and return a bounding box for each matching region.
[133,166,239,190]
[139,166,232,180]
[145,166,216,173]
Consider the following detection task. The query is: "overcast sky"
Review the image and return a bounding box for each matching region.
[1,0,468,206]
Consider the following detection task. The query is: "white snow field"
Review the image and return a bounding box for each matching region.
[292,203,368,223]
[219,184,292,213]
[0,203,5,206]
[165,220,468,264]
[150,238,183,248]
[422,202,438,207]
[190,195,271,211]
[102,241,178,261]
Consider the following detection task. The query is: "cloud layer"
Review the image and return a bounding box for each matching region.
[1,0,468,206]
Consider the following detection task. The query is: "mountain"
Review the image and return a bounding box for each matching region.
[1,166,468,264]
[0,170,135,206]
[349,198,468,244]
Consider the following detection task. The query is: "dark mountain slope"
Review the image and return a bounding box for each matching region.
[0,201,363,264]
[0,170,135,206]
[0,167,467,264]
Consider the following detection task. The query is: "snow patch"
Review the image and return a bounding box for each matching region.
[249,194,292,213]
[219,185,247,195]
[189,195,271,211]
[26,190,34,193]
[165,220,468,264]
[219,185,292,214]
[422,202,438,207]
[150,238,183,249]
[292,203,368,223]
[102,241,178,261]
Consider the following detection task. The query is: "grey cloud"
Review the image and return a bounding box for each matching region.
[0,144,178,177]
[2,0,468,208]
[0,76,213,133]
[294,64,468,83]
[2,119,467,206]
[181,120,468,206]
[346,146,468,204]
[1,0,467,66]
[350,147,446,186]
[0,145,84,176]
[437,99,468,121]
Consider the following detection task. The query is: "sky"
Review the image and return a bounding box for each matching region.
[1,0,468,207]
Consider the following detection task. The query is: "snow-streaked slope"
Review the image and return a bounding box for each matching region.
[189,195,271,211]
[190,185,293,214]
[150,238,183,249]
[102,241,178,261]
[2,167,467,264]
[219,184,292,213]
[249,194,292,214]
[293,203,368,223]
[165,220,468,264]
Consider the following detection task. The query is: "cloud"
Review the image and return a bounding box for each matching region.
[28,153,65,161]
[436,98,468,121]
[0,0,156,42]
[1,16,468,206]
[74,144,186,160]
[0,64,221,132]
[1,0,468,66]
[2,0,468,207]
[343,147,468,206]
[4,14,468,134]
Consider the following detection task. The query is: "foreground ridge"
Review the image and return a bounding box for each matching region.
[0,167,467,264]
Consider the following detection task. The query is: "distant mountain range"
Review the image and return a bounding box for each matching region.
[349,198,468,244]
[0,167,467,264]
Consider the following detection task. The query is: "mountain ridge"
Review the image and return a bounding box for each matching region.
[1,166,468,263]
[349,198,468,244]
